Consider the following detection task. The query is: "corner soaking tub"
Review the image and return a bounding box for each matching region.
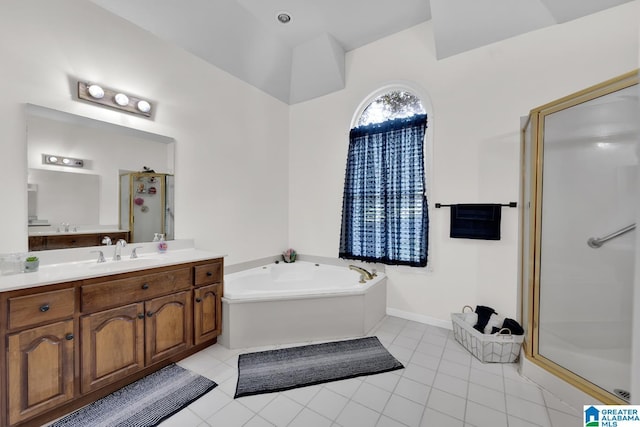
[219,261,387,349]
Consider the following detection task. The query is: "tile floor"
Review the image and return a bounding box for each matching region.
[161,316,582,427]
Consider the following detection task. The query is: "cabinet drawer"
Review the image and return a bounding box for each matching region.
[81,268,191,312]
[194,260,223,286]
[8,288,75,330]
[46,234,98,249]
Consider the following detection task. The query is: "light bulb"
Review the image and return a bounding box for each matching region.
[87,84,104,99]
[137,100,151,113]
[114,93,129,106]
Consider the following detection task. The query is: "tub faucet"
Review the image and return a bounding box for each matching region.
[113,239,127,261]
[349,265,374,282]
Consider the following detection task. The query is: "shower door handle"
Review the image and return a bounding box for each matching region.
[587,223,636,248]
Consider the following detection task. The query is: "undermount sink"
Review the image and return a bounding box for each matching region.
[40,255,165,274]
[88,257,160,271]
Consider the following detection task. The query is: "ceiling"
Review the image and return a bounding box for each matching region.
[90,0,633,105]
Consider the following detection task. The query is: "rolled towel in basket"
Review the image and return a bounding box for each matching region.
[491,318,524,335]
[463,312,478,324]
[484,313,504,334]
[473,305,496,333]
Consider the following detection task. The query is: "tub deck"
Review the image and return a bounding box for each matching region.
[219,262,387,349]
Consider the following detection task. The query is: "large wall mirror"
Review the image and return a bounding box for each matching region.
[26,104,175,250]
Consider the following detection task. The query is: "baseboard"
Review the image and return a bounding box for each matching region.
[386,308,452,330]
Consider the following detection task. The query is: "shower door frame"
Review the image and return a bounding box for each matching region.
[522,70,638,404]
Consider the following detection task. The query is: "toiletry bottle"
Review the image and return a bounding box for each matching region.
[157,234,167,253]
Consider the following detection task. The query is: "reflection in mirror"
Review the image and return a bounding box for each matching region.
[26,104,175,250]
[120,172,175,243]
[28,170,100,226]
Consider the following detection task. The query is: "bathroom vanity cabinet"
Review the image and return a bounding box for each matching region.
[28,231,130,251]
[0,256,223,427]
[193,261,224,345]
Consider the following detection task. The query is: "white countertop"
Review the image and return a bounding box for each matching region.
[0,239,225,292]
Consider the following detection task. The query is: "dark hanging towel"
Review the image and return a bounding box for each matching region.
[449,204,502,240]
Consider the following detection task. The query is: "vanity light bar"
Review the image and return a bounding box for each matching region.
[77,81,153,118]
[43,154,84,168]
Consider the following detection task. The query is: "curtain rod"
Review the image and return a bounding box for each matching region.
[435,202,517,208]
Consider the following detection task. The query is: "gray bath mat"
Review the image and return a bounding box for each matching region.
[50,363,216,427]
[234,336,404,398]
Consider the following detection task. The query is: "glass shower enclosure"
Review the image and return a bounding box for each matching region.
[521,71,638,403]
[119,172,175,243]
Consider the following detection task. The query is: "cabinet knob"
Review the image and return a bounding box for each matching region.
[195,297,202,303]
[40,304,50,312]
[147,311,154,317]
[142,283,149,290]
[206,271,213,277]
[138,313,145,319]
[65,333,74,340]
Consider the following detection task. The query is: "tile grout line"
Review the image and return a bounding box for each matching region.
[418,327,448,426]
[456,329,472,427]
[378,319,415,426]
[502,362,511,426]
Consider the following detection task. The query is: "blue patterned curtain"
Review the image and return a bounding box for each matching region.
[339,114,429,267]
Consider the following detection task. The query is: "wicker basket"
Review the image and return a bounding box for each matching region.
[451,306,523,363]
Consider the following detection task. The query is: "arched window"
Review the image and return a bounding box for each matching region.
[339,89,429,267]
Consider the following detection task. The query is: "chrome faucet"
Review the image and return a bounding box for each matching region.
[130,246,143,259]
[90,250,106,263]
[113,239,127,261]
[349,265,374,283]
[101,236,112,246]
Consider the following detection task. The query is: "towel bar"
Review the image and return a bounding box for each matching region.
[435,202,517,208]
[587,223,635,248]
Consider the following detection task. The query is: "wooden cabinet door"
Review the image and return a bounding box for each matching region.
[81,303,144,393]
[145,291,192,365]
[7,320,75,425]
[194,283,222,346]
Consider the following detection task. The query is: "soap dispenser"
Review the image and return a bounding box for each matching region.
[157,234,167,253]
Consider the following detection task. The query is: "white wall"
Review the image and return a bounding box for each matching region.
[0,0,290,264]
[289,3,639,323]
[28,169,100,226]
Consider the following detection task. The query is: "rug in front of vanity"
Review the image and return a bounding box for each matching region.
[50,363,217,427]
[234,336,403,398]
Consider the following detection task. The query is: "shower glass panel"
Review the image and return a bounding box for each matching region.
[119,173,174,243]
[524,71,638,403]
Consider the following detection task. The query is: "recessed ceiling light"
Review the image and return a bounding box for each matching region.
[277,12,291,24]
